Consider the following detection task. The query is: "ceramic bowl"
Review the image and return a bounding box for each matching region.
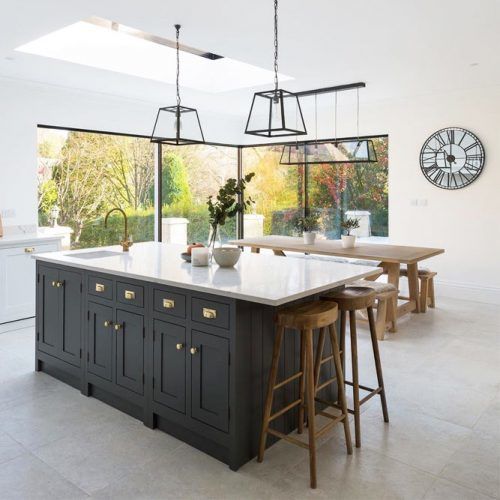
[213,247,241,267]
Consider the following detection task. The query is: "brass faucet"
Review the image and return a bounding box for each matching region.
[104,208,133,252]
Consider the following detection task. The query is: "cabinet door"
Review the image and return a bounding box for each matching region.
[153,319,186,413]
[38,267,60,358]
[191,331,229,432]
[87,302,113,381]
[59,269,82,367]
[116,309,144,395]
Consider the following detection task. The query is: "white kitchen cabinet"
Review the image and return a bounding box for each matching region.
[0,238,61,324]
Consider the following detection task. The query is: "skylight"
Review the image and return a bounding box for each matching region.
[15,18,293,93]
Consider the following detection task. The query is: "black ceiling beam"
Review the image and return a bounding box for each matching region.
[294,82,366,98]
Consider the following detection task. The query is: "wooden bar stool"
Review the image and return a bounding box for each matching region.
[258,300,352,489]
[399,267,437,313]
[322,287,389,448]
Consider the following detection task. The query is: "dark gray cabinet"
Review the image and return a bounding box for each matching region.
[191,330,229,432]
[87,301,113,381]
[37,265,82,367]
[116,309,144,395]
[153,319,186,413]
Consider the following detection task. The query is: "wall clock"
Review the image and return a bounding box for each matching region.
[420,127,485,189]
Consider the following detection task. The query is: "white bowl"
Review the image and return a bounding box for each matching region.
[213,247,241,267]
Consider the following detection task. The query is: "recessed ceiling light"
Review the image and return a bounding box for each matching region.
[15,17,293,93]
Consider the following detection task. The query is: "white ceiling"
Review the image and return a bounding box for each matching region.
[1,0,499,118]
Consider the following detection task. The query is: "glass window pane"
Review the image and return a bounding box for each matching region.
[37,128,155,249]
[308,137,389,239]
[242,146,304,236]
[161,145,239,245]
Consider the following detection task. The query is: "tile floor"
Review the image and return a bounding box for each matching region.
[0,297,499,499]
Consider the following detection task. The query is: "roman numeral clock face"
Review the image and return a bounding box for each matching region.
[420,127,485,189]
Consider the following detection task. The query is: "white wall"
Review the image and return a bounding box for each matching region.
[0,77,242,227]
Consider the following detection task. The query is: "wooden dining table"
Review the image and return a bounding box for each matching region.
[229,235,445,316]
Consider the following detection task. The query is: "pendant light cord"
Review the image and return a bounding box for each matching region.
[175,24,181,107]
[273,0,279,94]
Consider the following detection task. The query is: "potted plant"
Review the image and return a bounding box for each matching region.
[340,217,360,248]
[294,213,320,244]
[207,172,255,265]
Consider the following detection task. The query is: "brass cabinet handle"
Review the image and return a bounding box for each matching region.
[202,308,217,319]
[51,281,57,287]
[124,290,136,300]
[95,283,105,293]
[114,323,122,331]
[52,280,64,288]
[190,347,198,355]
[104,320,113,327]
[24,247,35,253]
[176,343,184,350]
[163,298,175,309]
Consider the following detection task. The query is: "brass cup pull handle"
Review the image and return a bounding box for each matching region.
[24,247,35,253]
[95,283,105,293]
[104,320,113,327]
[124,290,136,300]
[51,281,57,287]
[114,324,123,331]
[176,343,184,350]
[190,347,198,355]
[163,299,175,309]
[56,281,64,288]
[202,308,217,320]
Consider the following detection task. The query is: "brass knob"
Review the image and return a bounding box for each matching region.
[56,281,64,288]
[202,308,217,319]
[124,290,135,300]
[51,281,57,287]
[104,320,112,327]
[163,299,175,309]
[95,283,105,293]
[176,343,184,350]
[190,347,198,355]
[114,324,122,331]
[24,247,35,253]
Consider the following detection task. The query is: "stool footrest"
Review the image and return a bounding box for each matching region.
[269,398,302,422]
[359,387,382,406]
[273,371,303,391]
[315,376,337,392]
[320,354,334,365]
[345,380,376,393]
[267,428,309,450]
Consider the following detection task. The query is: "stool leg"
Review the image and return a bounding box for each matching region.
[349,310,361,448]
[298,330,306,434]
[329,324,353,455]
[305,329,317,489]
[258,325,284,462]
[314,327,326,391]
[340,310,346,369]
[367,307,389,423]
[374,296,388,341]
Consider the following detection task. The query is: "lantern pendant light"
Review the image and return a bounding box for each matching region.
[245,0,307,137]
[151,24,205,145]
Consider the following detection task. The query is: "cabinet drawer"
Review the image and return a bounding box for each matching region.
[88,275,113,300]
[117,281,144,308]
[153,289,186,319]
[191,297,230,330]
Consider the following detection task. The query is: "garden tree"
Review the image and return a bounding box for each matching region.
[51,131,111,243]
[105,137,155,210]
[159,151,192,206]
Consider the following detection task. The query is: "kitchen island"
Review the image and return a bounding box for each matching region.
[34,242,379,470]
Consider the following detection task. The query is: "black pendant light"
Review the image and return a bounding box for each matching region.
[280,88,377,164]
[245,0,307,138]
[151,24,205,145]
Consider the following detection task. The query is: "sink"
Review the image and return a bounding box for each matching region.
[66,250,124,260]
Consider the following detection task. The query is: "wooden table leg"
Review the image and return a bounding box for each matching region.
[383,262,400,291]
[251,247,260,254]
[407,262,420,313]
[273,249,286,257]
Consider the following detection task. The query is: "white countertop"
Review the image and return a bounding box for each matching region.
[0,231,64,248]
[34,242,381,306]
